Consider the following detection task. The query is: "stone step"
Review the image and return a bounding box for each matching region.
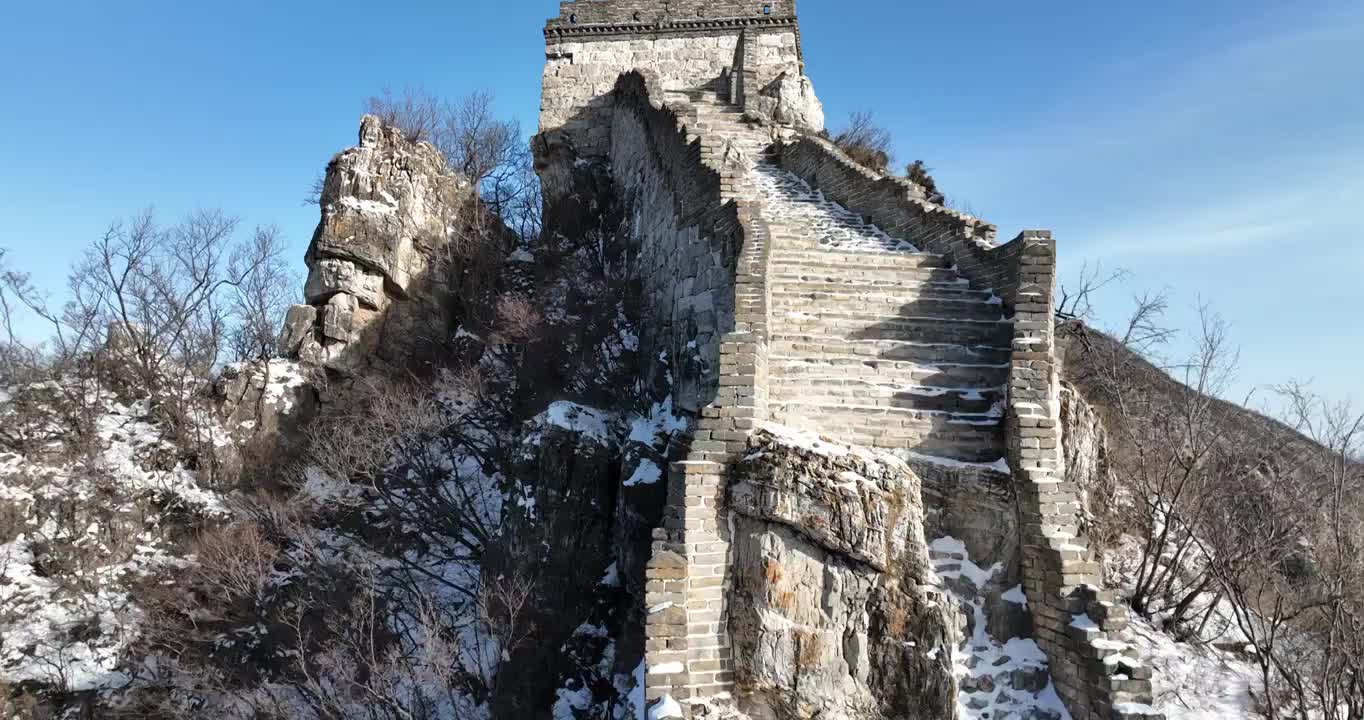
[767,377,1004,414]
[773,279,995,301]
[769,265,965,285]
[770,248,949,269]
[771,292,1006,322]
[769,334,1013,366]
[767,403,1005,462]
[767,355,1010,389]
[769,251,953,274]
[772,237,915,254]
[773,313,1014,348]
[770,275,991,297]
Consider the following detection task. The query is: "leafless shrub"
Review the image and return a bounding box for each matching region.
[493,293,541,344]
[444,364,491,404]
[254,566,491,720]
[187,522,280,605]
[13,467,151,599]
[364,86,444,146]
[904,159,946,205]
[480,564,537,665]
[304,375,450,485]
[831,111,894,173]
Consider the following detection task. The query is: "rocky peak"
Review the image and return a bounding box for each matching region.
[279,114,472,372]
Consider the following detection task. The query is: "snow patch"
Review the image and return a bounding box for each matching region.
[337,195,397,216]
[535,401,615,446]
[648,695,684,720]
[628,396,689,447]
[648,662,685,676]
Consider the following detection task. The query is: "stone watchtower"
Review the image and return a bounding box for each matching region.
[538,1,820,183]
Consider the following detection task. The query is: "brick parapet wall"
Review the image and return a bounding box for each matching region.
[615,70,774,717]
[775,135,1162,720]
[1005,238,1162,720]
[549,0,797,28]
[773,136,1014,294]
[728,28,798,117]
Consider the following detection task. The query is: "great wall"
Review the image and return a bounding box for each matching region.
[535,2,1163,719]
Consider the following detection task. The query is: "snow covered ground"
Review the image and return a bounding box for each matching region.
[1124,614,1257,719]
[1,390,225,693]
[1105,535,1260,719]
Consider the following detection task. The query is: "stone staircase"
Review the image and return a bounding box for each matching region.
[760,191,1012,465]
[655,90,1159,720]
[673,89,1014,469]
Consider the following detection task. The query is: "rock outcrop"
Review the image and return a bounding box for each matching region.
[1060,381,1113,537]
[745,71,824,134]
[214,359,319,443]
[279,114,472,372]
[727,426,958,720]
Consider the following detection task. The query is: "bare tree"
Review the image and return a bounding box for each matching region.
[226,225,295,363]
[0,249,43,381]
[1066,284,1364,716]
[1056,263,1132,323]
[2,211,292,486]
[1209,383,1364,720]
[365,87,536,232]
[1066,298,1289,629]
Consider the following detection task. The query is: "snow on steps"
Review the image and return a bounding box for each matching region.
[931,537,1073,720]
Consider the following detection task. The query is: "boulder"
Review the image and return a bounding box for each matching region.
[215,359,320,443]
[276,304,317,357]
[304,257,387,309]
[747,71,825,134]
[728,425,958,720]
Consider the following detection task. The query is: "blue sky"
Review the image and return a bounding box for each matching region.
[1,0,1359,409]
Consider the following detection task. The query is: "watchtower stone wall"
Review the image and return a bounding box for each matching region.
[540,1,803,160]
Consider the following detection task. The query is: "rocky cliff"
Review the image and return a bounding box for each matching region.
[729,426,957,720]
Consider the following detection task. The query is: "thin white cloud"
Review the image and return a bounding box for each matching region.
[1086,151,1364,258]
[950,5,1364,259]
